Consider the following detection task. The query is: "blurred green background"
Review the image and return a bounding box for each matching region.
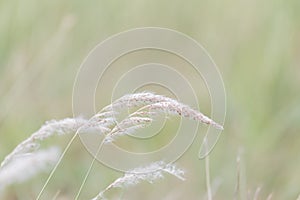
[0,0,300,199]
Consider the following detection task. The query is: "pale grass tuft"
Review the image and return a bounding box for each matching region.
[90,161,185,200]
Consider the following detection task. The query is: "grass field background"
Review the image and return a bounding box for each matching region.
[0,0,299,199]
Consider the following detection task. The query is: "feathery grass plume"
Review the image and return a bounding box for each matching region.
[90,161,185,200]
[0,118,88,169]
[1,92,222,170]
[101,92,177,112]
[104,92,222,130]
[102,92,223,142]
[101,92,223,129]
[148,101,223,130]
[87,111,117,129]
[0,147,60,192]
[0,92,222,197]
[104,116,152,143]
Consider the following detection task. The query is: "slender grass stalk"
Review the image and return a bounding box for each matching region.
[205,138,212,200]
[234,155,241,200]
[266,193,273,200]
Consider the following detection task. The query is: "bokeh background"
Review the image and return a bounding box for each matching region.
[0,0,299,199]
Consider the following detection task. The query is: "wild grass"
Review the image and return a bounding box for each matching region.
[1,0,299,198]
[1,92,296,199]
[0,92,222,199]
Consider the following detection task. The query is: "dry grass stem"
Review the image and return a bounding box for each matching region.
[253,187,261,200]
[205,139,212,200]
[266,192,273,200]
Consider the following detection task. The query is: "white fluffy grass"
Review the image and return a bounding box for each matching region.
[104,116,153,143]
[102,92,223,143]
[90,161,185,200]
[101,92,223,130]
[0,92,223,196]
[1,92,222,169]
[0,147,60,191]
